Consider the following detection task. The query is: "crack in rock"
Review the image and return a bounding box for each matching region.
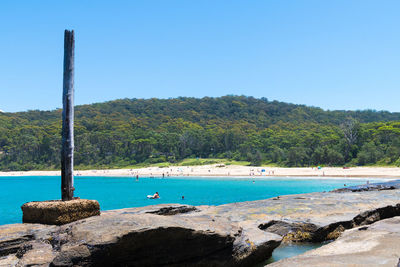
[147,206,198,216]
[259,204,400,242]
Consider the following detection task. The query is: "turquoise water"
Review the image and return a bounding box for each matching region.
[0,176,379,225]
[260,242,327,265]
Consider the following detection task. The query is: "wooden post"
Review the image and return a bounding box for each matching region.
[61,30,75,201]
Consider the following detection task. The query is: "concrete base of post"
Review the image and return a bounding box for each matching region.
[21,199,100,225]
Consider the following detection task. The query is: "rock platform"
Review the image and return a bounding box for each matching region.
[1,186,400,266]
[268,216,400,267]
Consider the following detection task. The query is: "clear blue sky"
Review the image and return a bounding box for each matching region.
[0,0,399,112]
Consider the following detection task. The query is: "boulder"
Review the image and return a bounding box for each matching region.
[49,211,281,266]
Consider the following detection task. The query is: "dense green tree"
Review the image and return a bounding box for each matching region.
[1,95,400,170]
[356,142,384,165]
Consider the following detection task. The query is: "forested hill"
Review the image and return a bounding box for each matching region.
[5,96,400,127]
[1,95,400,170]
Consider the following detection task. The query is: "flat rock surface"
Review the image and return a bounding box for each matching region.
[268,216,400,267]
[198,189,400,228]
[1,188,400,266]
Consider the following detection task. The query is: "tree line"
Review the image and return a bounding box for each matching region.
[0,95,400,170]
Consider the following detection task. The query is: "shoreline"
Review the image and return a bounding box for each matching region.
[0,165,400,179]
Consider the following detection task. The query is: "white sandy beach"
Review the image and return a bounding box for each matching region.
[0,165,400,179]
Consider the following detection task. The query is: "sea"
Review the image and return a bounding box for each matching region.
[0,175,383,226]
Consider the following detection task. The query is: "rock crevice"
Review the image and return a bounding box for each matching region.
[258,203,400,243]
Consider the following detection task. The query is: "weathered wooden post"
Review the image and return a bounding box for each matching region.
[61,30,75,201]
[21,30,100,225]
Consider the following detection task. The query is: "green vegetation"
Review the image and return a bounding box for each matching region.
[1,95,400,171]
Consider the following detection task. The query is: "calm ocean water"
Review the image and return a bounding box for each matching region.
[0,176,381,225]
